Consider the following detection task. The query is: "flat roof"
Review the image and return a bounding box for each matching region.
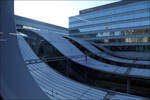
[79,0,147,14]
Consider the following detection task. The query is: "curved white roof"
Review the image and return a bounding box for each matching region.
[17,33,149,100]
[33,30,150,79]
[67,36,150,65]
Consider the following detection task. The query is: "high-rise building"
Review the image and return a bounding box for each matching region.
[69,0,150,52]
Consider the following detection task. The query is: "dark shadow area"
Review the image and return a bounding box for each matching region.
[0,95,3,100]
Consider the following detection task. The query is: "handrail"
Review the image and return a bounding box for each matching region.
[25,54,88,65]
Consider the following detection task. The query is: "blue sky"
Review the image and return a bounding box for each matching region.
[14,0,120,28]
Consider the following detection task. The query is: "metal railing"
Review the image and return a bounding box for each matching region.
[25,54,88,65]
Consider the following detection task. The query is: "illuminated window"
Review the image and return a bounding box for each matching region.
[104,39,109,43]
[125,37,149,42]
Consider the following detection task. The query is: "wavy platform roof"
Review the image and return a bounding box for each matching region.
[17,32,149,100]
[66,36,150,65]
[30,30,150,79]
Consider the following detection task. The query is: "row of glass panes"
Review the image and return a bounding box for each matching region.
[70,1,149,22]
[96,28,150,37]
[99,37,150,43]
[70,11,149,28]
[80,20,149,32]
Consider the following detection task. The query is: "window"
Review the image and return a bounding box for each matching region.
[125,37,149,42]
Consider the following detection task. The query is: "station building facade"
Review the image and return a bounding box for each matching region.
[69,0,150,52]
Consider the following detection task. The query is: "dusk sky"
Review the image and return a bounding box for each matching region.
[14,0,120,28]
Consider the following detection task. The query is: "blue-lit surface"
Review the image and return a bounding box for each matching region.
[70,1,149,22]
[70,12,149,28]
[80,20,149,32]
[67,37,150,65]
[17,35,107,100]
[17,34,149,100]
[32,30,150,79]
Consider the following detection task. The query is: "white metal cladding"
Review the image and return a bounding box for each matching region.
[32,30,150,79]
[70,11,149,28]
[69,1,150,22]
[17,33,149,100]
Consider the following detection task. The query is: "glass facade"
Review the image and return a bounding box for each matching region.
[73,29,150,39]
[69,0,150,52]
[69,0,150,35]
[69,1,149,22]
[95,37,150,43]
[80,20,149,32]
[125,37,149,43]
[111,28,150,36]
[70,10,149,28]
[106,45,150,52]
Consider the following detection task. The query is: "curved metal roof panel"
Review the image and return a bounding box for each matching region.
[17,35,107,100]
[32,30,150,79]
[17,32,149,100]
[67,37,150,65]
